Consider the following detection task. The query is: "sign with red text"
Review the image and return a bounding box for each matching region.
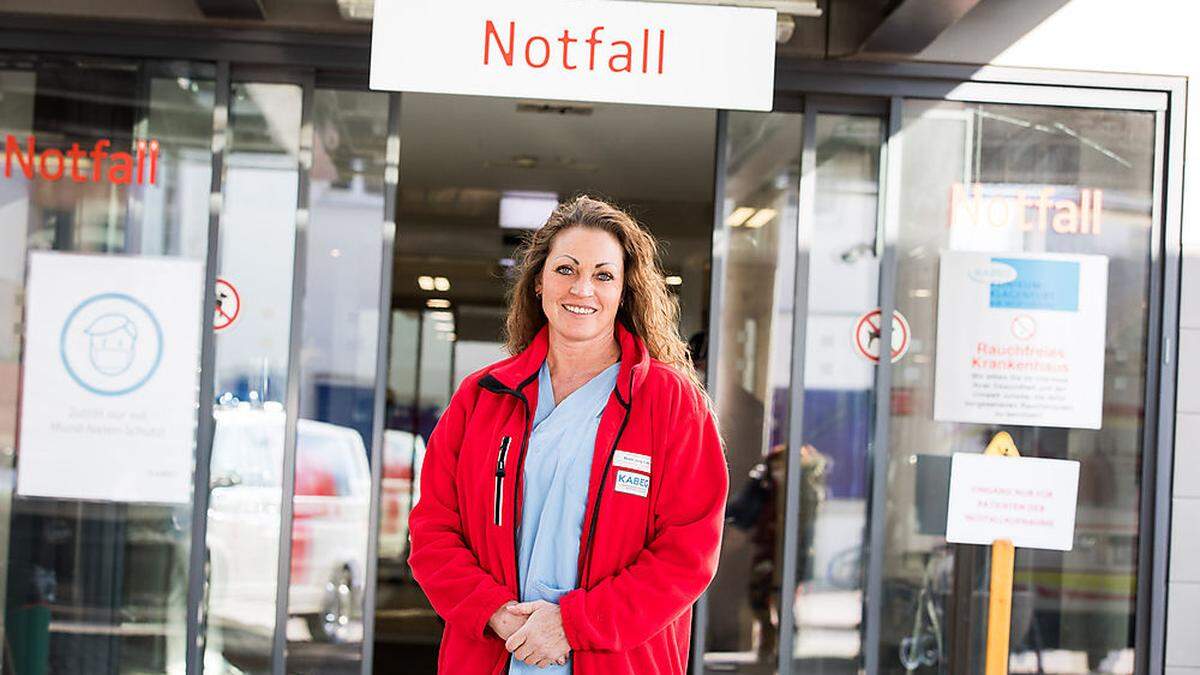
[369,0,776,111]
[934,251,1108,429]
[946,453,1080,551]
[948,182,1106,253]
[5,135,161,185]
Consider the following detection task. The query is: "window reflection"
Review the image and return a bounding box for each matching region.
[205,80,302,673]
[284,88,391,671]
[0,56,215,675]
[791,113,884,673]
[879,101,1154,675]
[706,111,801,671]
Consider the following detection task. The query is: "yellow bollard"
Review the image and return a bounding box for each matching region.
[985,539,1015,675]
[982,431,1020,675]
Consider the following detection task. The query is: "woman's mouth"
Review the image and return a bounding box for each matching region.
[562,303,597,316]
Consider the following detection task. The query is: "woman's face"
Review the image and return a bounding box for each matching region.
[537,226,625,345]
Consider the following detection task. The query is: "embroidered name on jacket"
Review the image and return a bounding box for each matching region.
[614,470,650,498]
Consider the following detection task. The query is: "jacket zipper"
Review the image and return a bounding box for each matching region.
[493,436,511,526]
[479,371,539,606]
[481,366,632,602]
[580,369,634,587]
[511,398,533,598]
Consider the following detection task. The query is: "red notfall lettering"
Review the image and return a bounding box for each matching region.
[950,182,1103,236]
[484,20,515,66]
[482,20,667,76]
[3,134,160,185]
[5,135,34,179]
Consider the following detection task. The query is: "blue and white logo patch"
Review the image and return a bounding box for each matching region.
[614,469,650,498]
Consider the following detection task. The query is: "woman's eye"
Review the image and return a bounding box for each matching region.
[596,272,614,282]
[555,265,573,275]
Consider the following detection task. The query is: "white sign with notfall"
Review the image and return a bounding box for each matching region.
[17,252,204,504]
[369,0,777,111]
[946,453,1080,551]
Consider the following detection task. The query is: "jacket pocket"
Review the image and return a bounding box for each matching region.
[493,436,511,526]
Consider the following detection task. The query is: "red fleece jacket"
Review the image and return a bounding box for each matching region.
[408,323,728,674]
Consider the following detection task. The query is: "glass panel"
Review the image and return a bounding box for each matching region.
[705,111,802,672]
[283,87,390,672]
[0,56,215,673]
[791,113,884,673]
[878,101,1155,675]
[205,80,302,673]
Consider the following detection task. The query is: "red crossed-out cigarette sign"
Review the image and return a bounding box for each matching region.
[213,278,241,332]
[853,309,911,364]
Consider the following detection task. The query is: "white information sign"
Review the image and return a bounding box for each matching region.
[17,252,204,503]
[369,0,777,111]
[934,251,1109,429]
[946,453,1080,551]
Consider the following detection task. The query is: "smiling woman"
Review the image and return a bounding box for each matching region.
[504,196,697,386]
[406,195,727,674]
[537,228,624,352]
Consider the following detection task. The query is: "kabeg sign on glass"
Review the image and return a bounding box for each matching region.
[369,0,777,111]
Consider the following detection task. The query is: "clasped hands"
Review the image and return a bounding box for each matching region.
[488,600,571,668]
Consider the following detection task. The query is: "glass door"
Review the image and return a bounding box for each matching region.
[203,75,395,675]
[874,99,1158,675]
[0,55,217,674]
[703,100,887,675]
[705,88,1165,675]
[204,75,305,674]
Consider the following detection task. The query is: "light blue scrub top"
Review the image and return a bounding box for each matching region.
[510,359,619,675]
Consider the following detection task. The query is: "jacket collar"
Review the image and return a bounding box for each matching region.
[481,321,649,404]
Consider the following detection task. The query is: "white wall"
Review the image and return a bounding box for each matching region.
[915,2,1198,670]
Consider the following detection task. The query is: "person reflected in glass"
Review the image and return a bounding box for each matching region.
[408,196,728,673]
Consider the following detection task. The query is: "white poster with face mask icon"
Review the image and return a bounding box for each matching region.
[17,252,204,503]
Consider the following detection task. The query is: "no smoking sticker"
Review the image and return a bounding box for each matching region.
[853,309,910,364]
[213,278,241,332]
[1010,314,1037,341]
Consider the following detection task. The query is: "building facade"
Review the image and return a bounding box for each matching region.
[0,1,1193,674]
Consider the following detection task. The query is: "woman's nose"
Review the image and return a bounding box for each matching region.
[571,279,594,297]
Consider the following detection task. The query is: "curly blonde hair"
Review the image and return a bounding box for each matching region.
[504,195,699,387]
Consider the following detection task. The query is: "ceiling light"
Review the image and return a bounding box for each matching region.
[426,298,451,309]
[329,248,342,258]
[726,206,755,228]
[418,275,435,291]
[336,0,374,21]
[500,190,558,230]
[665,275,683,286]
[745,208,777,229]
[429,311,454,321]
[776,14,796,43]
[434,321,454,332]
[434,276,451,292]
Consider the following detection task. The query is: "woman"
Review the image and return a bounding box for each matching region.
[408,195,728,674]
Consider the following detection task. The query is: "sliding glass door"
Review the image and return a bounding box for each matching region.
[703,86,1167,675]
